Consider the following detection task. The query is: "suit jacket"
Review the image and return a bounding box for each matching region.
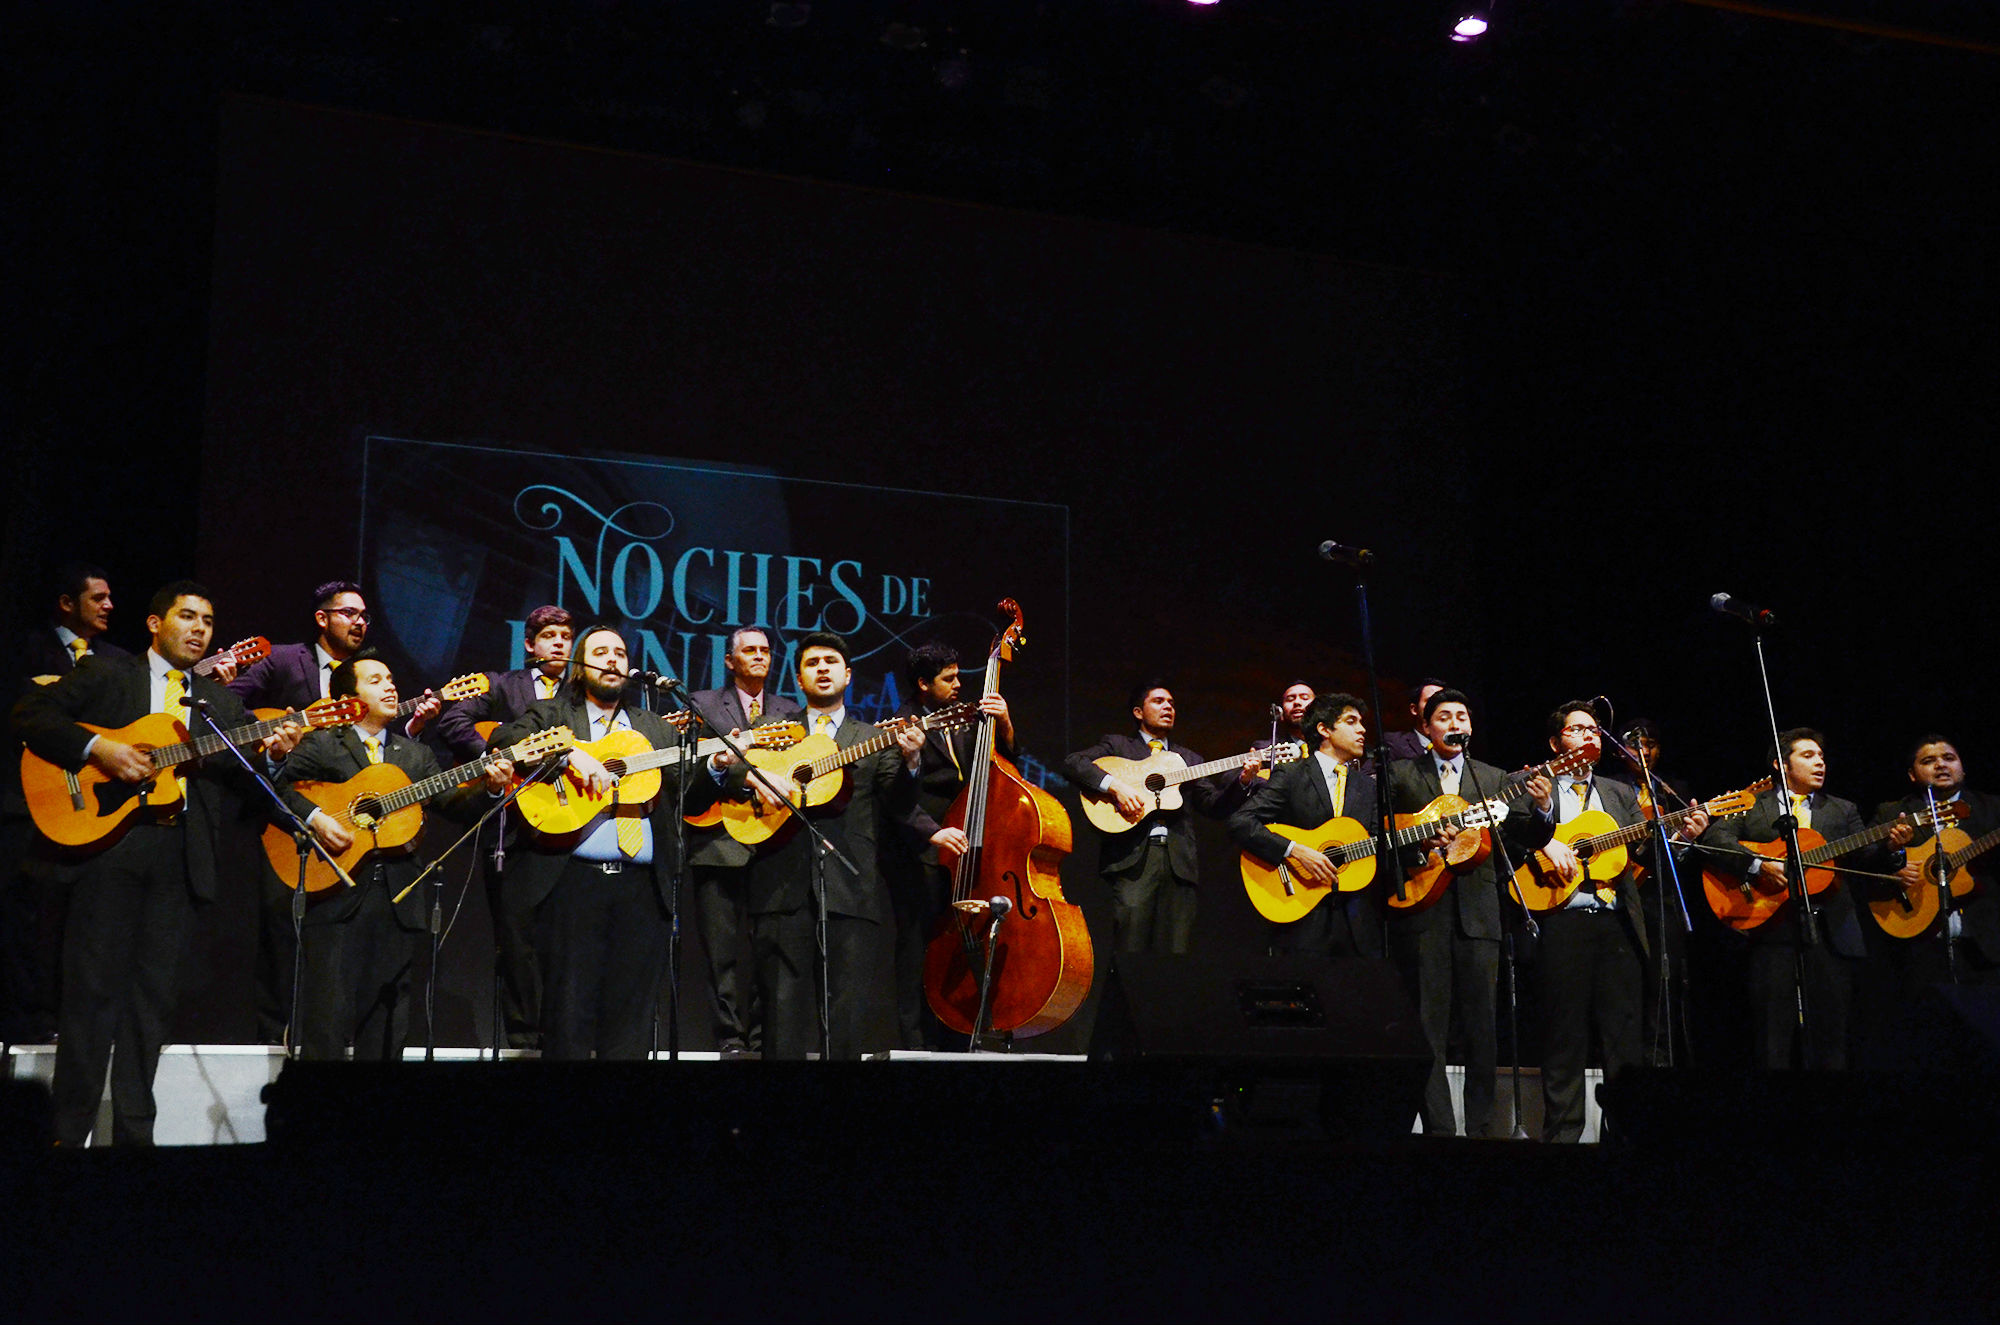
[1382,730,1431,763]
[683,684,806,870]
[10,652,257,901]
[734,716,935,922]
[489,695,716,912]
[1384,754,1554,941]
[1229,754,1385,955]
[275,724,476,929]
[20,627,131,686]
[435,667,552,764]
[227,641,323,713]
[888,698,1017,869]
[1061,732,1253,884]
[1699,788,1872,957]
[1870,788,2000,962]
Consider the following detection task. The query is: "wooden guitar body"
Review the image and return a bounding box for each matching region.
[1387,795,1484,913]
[263,762,425,894]
[1078,750,1188,836]
[1701,829,1833,932]
[20,714,191,850]
[701,732,849,848]
[513,728,662,836]
[1239,816,1376,925]
[1512,808,1629,911]
[925,752,1090,1036]
[1869,827,1975,940]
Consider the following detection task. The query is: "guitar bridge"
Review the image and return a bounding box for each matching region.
[1278,862,1297,897]
[65,770,83,812]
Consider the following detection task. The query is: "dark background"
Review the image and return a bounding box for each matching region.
[7,1,1996,1057]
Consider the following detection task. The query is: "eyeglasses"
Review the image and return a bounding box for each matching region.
[1561,723,1601,736]
[326,607,372,624]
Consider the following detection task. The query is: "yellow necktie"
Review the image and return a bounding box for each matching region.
[1439,760,1459,797]
[1793,794,1813,830]
[1572,780,1591,817]
[1331,763,1347,818]
[598,714,644,858]
[363,736,383,765]
[1147,738,1164,756]
[539,674,557,700]
[748,694,762,721]
[817,714,834,736]
[68,639,88,664]
[163,669,187,725]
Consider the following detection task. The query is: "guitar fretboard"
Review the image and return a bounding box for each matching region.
[154,710,316,770]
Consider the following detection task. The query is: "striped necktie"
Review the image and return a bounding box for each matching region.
[163,669,188,725]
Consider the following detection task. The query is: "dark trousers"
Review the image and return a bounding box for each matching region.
[1108,838,1197,956]
[1640,884,1692,1066]
[1268,895,1369,960]
[888,856,950,1050]
[297,876,423,1061]
[486,852,542,1049]
[1749,935,1854,1070]
[1,816,67,1042]
[537,860,669,1060]
[693,863,760,1050]
[1535,906,1644,1143]
[1390,921,1499,1137]
[52,826,193,1146]
[255,873,296,1043]
[751,906,886,1061]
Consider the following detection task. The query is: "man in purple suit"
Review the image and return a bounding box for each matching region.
[226,579,375,1041]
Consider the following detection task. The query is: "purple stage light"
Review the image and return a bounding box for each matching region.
[1452,13,1489,42]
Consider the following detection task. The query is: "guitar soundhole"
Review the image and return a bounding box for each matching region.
[352,796,383,827]
[1145,775,1166,794]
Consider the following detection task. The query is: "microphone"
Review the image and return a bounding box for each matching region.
[628,669,671,685]
[1440,731,1469,750]
[987,896,1013,919]
[1318,540,1376,567]
[1710,592,1778,627]
[1588,695,1613,727]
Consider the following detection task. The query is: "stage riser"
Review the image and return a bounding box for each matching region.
[5,1047,1598,1146]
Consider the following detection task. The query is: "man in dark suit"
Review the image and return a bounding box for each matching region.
[433,604,574,1048]
[724,631,941,1060]
[1252,681,1315,757]
[1231,691,1384,959]
[685,625,801,1054]
[1062,680,1258,956]
[1700,727,1894,1070]
[490,624,716,1060]
[278,650,505,1059]
[1384,687,1553,1138]
[1380,677,1448,764]
[1852,736,2000,1060]
[881,640,1013,1049]
[1528,700,1707,1143]
[11,580,300,1145]
[227,578,378,1041]
[4,563,132,1042]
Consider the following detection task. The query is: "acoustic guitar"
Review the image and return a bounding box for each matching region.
[21,694,366,850]
[1078,741,1307,838]
[1238,803,1515,925]
[1702,800,1968,932]
[1510,779,1768,912]
[254,671,490,725]
[702,705,980,848]
[514,721,807,838]
[1867,817,2000,940]
[265,726,573,894]
[1387,747,1598,913]
[32,635,272,689]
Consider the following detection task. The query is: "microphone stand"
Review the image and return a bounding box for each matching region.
[1467,754,1533,1141]
[393,751,573,1060]
[1924,786,1962,986]
[648,673,858,1063]
[966,896,1013,1052]
[1332,550,1406,949]
[184,697,357,1062]
[1602,728,1693,1067]
[1737,618,1819,1056]
[661,680,695,1061]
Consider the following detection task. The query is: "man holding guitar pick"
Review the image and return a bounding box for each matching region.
[11,580,303,1145]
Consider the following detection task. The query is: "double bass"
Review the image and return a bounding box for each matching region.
[923,600,1094,1038]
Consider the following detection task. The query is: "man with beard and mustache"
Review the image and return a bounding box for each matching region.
[490,624,718,1059]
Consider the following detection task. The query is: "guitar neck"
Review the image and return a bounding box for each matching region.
[1167,749,1261,785]
[1585,803,1701,854]
[153,710,301,770]
[366,746,512,817]
[1804,816,1903,866]
[604,739,705,778]
[806,726,903,779]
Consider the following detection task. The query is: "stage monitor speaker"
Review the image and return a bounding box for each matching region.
[1088,954,1430,1144]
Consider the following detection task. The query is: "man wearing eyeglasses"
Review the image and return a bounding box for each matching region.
[229,580,432,1041]
[1532,701,1706,1141]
